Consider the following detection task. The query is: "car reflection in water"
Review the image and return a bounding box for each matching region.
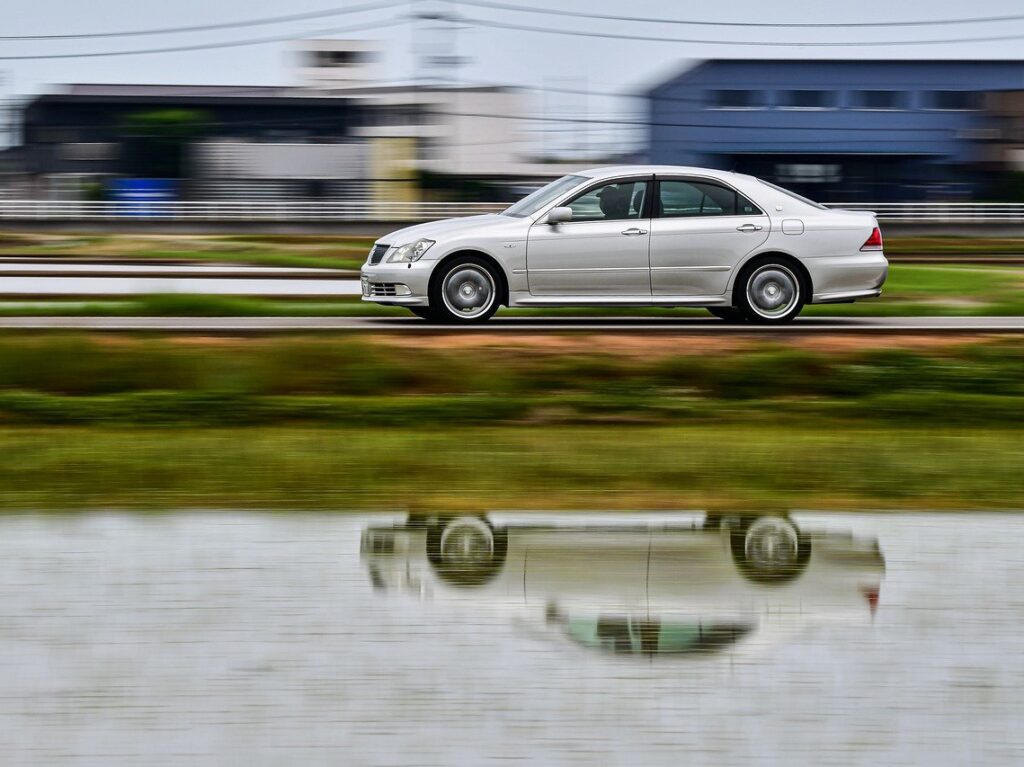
[361,512,885,658]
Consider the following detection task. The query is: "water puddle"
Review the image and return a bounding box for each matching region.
[0,510,1020,765]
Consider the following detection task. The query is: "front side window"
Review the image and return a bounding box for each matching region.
[565,180,649,222]
[657,180,762,218]
[503,175,585,218]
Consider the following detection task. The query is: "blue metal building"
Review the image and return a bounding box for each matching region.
[646,59,1024,201]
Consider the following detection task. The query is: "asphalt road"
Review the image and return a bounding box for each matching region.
[0,315,1020,332]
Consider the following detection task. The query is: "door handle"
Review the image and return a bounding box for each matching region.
[621,227,648,236]
[736,223,763,232]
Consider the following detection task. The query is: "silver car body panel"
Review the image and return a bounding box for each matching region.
[360,165,888,310]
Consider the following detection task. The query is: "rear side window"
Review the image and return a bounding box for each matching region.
[657,180,762,218]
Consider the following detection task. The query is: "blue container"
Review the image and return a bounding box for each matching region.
[108,179,178,217]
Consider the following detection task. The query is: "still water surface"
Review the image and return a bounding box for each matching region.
[0,511,1021,766]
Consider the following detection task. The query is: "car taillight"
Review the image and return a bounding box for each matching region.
[860,227,883,252]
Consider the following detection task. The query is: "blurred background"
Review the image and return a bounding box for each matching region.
[3,0,1024,215]
[1,4,1024,765]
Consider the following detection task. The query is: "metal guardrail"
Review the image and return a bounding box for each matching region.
[3,199,1024,223]
[0,200,508,221]
[824,202,1024,223]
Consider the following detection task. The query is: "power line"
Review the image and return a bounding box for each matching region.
[0,1,401,41]
[0,17,407,61]
[461,1,1024,29]
[461,14,1024,47]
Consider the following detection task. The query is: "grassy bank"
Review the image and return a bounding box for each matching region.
[0,425,1019,511]
[0,334,1018,509]
[0,233,375,271]
[0,334,1019,426]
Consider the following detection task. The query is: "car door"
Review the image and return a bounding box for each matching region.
[526,177,652,296]
[519,525,650,612]
[649,177,770,297]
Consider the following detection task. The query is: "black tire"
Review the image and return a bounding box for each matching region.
[735,257,807,324]
[729,515,811,585]
[407,306,439,321]
[706,307,746,322]
[429,256,502,324]
[426,515,508,587]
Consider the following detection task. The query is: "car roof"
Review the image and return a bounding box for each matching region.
[577,165,750,182]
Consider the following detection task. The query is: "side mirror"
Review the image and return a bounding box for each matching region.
[546,207,572,224]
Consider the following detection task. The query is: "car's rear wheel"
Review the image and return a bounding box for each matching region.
[706,307,746,322]
[430,256,501,323]
[736,258,805,324]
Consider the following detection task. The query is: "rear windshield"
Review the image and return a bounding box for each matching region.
[757,179,828,210]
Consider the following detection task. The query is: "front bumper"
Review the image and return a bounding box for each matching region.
[807,252,888,304]
[360,260,434,306]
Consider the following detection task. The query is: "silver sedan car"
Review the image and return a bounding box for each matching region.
[361,166,888,323]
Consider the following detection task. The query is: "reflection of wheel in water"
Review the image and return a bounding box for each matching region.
[730,516,811,584]
[426,515,508,587]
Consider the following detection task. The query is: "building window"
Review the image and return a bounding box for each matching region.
[928,91,981,111]
[309,50,375,68]
[708,90,763,109]
[856,91,902,110]
[775,164,843,184]
[778,90,833,110]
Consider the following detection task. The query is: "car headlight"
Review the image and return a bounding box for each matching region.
[387,238,435,263]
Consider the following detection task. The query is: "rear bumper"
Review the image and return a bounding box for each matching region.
[807,252,888,304]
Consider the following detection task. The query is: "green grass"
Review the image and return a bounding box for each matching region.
[0,335,1016,510]
[806,263,1024,316]
[0,233,375,271]
[0,335,1017,424]
[0,295,408,317]
[0,424,1018,511]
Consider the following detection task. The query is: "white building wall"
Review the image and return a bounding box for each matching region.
[191,140,369,180]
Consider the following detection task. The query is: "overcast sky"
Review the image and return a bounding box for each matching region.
[4,0,1024,152]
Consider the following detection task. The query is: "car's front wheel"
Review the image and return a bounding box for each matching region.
[736,258,805,324]
[426,515,508,587]
[429,256,501,323]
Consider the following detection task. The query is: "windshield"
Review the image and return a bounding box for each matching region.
[757,179,828,210]
[503,175,586,218]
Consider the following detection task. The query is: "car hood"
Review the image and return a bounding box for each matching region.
[377,214,512,245]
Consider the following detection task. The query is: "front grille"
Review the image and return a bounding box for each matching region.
[368,244,389,265]
[368,282,398,297]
